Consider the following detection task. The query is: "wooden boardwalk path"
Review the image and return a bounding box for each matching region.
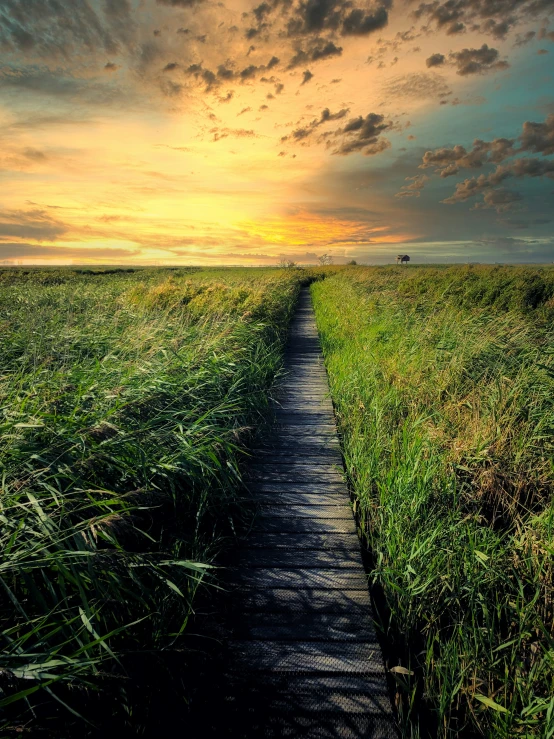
[224,288,396,738]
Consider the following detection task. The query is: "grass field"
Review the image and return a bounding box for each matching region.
[311,266,554,738]
[0,266,306,734]
[2,264,553,737]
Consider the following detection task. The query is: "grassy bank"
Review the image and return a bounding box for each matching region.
[311,266,554,738]
[0,267,305,734]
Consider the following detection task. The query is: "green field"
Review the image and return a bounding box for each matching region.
[1,264,553,737]
[312,266,554,738]
[0,266,307,733]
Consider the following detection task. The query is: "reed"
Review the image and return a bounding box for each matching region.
[311,265,554,738]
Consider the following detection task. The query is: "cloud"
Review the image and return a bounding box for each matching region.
[210,127,258,141]
[421,138,517,176]
[442,159,554,205]
[0,243,141,261]
[416,114,554,212]
[282,106,350,141]
[249,0,392,38]
[410,0,554,41]
[156,0,205,7]
[341,6,389,35]
[288,39,343,68]
[425,45,509,77]
[450,44,509,76]
[520,114,554,155]
[474,188,523,212]
[0,209,67,241]
[0,0,136,60]
[331,112,392,155]
[383,72,451,101]
[395,174,430,198]
[426,53,446,67]
[301,69,314,84]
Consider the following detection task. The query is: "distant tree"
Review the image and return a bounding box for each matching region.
[278,257,296,268]
[318,254,333,266]
[395,255,410,265]
[346,260,357,265]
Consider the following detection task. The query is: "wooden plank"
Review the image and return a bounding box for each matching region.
[230,614,379,642]
[239,588,371,613]
[229,641,386,674]
[234,550,363,569]
[244,715,395,739]
[242,532,360,550]
[252,516,357,534]
[230,568,367,588]
[247,482,346,493]
[249,455,342,464]
[253,492,347,505]
[256,504,352,519]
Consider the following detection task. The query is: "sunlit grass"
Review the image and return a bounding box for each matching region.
[311,265,554,738]
[0,266,305,730]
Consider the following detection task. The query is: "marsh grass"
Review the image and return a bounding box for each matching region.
[311,266,554,738]
[0,267,305,733]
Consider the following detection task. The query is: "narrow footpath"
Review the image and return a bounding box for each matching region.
[223,287,397,738]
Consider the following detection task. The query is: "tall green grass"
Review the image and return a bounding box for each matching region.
[311,266,554,738]
[0,267,305,733]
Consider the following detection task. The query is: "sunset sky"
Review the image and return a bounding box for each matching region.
[0,0,553,265]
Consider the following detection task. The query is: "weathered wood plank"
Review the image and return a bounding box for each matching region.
[253,492,347,505]
[256,504,352,519]
[230,567,367,588]
[233,549,363,569]
[223,287,396,738]
[230,614,379,642]
[252,516,357,534]
[238,588,371,613]
[242,532,360,550]
[230,641,386,674]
